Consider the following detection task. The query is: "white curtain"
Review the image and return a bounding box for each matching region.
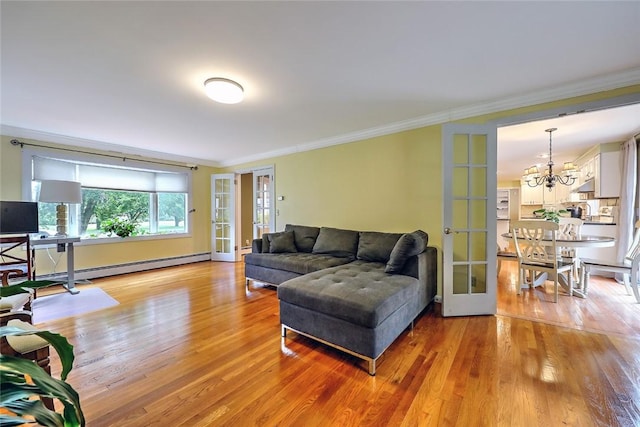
[616,135,638,266]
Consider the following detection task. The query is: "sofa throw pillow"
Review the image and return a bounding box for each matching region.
[267,231,298,253]
[385,230,428,273]
[284,224,320,253]
[312,227,359,258]
[261,234,271,253]
[357,231,403,263]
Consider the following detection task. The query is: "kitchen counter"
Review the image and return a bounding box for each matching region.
[519,216,616,226]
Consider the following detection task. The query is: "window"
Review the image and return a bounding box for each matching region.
[24,149,191,239]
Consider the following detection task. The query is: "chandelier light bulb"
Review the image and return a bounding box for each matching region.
[204,78,244,104]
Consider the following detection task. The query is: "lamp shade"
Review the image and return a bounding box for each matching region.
[39,180,82,204]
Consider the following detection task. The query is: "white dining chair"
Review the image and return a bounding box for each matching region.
[580,220,640,303]
[557,217,584,282]
[511,220,575,303]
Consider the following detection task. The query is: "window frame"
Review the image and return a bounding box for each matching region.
[21,146,193,242]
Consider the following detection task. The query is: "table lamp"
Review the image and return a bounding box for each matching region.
[38,180,82,236]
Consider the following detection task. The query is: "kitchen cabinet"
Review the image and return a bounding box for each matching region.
[554,181,573,204]
[520,180,544,205]
[574,147,621,198]
[594,152,621,198]
[520,180,567,205]
[497,188,519,219]
[580,157,595,184]
[497,189,510,219]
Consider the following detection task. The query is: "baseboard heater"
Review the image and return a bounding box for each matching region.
[38,252,211,282]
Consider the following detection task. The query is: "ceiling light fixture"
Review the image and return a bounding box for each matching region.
[204,77,244,104]
[523,128,577,191]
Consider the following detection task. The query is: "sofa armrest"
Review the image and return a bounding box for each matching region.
[252,238,263,253]
[400,247,437,305]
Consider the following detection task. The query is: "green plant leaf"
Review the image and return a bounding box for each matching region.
[0,355,84,426]
[0,327,75,380]
[0,414,35,427]
[0,280,61,297]
[2,398,65,427]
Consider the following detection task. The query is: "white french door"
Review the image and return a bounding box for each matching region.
[211,174,236,262]
[442,124,497,316]
[253,167,274,239]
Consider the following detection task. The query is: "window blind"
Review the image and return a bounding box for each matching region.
[32,155,189,193]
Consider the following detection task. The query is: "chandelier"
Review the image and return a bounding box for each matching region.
[523,127,577,191]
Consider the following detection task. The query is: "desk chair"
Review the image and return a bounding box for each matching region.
[0,235,35,286]
[580,220,640,303]
[511,220,575,303]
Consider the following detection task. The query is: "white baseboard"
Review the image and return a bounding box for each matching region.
[38,252,211,281]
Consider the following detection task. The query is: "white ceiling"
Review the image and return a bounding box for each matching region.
[1,1,640,168]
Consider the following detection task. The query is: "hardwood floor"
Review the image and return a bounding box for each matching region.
[497,260,640,337]
[36,261,639,426]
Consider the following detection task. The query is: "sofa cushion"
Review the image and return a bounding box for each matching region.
[285,224,320,253]
[357,231,403,263]
[267,231,298,253]
[261,234,271,253]
[244,252,353,275]
[312,227,359,258]
[385,230,428,273]
[277,261,419,328]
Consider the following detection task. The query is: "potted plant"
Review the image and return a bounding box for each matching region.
[533,208,568,224]
[103,217,138,238]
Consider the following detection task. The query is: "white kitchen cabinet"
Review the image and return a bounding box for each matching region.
[554,181,573,204]
[520,180,569,205]
[594,152,621,198]
[520,180,544,205]
[497,189,510,219]
[580,156,595,184]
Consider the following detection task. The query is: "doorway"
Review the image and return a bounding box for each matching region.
[494,97,640,327]
[222,166,275,261]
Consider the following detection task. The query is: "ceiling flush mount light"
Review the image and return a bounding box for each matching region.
[204,77,244,104]
[523,128,577,191]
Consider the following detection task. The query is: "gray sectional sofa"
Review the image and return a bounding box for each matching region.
[244,224,437,375]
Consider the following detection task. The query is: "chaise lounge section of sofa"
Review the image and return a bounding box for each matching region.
[244,224,438,375]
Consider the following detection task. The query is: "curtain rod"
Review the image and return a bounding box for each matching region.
[9,139,198,170]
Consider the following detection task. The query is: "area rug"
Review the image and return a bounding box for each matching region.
[32,287,119,324]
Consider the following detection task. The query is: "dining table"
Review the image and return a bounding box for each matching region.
[500,231,615,298]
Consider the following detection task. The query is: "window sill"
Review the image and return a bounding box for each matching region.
[76,232,192,246]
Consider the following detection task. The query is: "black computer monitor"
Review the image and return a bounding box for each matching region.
[0,201,39,234]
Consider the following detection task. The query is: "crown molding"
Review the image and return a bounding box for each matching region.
[1,125,222,168]
[223,67,640,167]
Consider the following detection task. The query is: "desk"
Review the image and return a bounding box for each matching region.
[31,236,81,295]
[501,232,615,298]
